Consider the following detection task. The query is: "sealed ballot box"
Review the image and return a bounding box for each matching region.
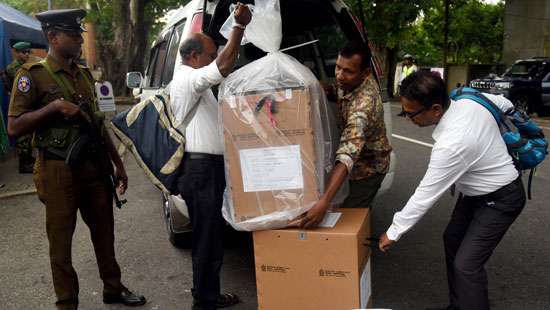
[253,208,373,310]
[221,87,320,229]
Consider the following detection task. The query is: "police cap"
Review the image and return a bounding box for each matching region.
[35,9,87,33]
[12,41,31,51]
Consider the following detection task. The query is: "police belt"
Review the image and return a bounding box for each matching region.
[41,148,93,162]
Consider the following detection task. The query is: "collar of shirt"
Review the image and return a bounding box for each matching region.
[431,100,456,142]
[46,54,79,75]
[338,75,370,102]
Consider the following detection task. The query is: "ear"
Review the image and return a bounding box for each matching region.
[432,104,444,117]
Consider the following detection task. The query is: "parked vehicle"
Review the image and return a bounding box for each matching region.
[126,0,396,247]
[470,57,550,115]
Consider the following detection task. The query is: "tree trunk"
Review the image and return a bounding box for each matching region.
[385,47,398,99]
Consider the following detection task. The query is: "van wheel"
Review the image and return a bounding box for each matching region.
[162,194,192,248]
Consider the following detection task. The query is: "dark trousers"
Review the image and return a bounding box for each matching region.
[443,177,525,310]
[178,153,226,310]
[342,173,386,208]
[34,154,123,309]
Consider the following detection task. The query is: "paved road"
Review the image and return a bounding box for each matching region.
[0,104,549,309]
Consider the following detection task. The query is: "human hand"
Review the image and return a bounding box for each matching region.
[53,98,86,120]
[234,2,252,26]
[379,233,395,252]
[288,199,330,229]
[114,164,128,195]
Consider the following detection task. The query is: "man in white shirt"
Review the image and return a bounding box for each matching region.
[379,71,526,310]
[169,3,251,310]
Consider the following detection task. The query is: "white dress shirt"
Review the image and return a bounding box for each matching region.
[169,61,225,155]
[386,94,519,241]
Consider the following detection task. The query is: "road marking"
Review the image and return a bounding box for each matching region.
[392,134,434,148]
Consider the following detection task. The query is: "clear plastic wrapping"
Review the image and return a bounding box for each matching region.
[219,52,337,231]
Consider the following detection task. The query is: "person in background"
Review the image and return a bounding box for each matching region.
[3,41,35,172]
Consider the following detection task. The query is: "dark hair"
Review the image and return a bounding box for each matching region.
[338,41,372,70]
[179,36,204,61]
[400,71,450,110]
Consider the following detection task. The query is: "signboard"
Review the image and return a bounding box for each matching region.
[95,81,116,112]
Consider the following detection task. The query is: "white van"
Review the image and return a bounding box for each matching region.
[126,0,396,247]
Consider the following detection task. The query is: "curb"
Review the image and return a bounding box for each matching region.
[0,188,37,200]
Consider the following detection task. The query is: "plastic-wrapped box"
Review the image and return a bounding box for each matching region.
[219,52,336,231]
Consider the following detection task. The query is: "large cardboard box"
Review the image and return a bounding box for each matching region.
[253,208,372,310]
[221,87,320,224]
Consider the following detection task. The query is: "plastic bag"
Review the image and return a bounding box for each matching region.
[219,0,282,53]
[218,52,338,231]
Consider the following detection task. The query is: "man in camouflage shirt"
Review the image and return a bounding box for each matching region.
[293,41,392,228]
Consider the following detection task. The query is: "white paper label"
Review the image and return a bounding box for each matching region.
[285,88,292,99]
[239,145,304,192]
[360,259,372,308]
[95,81,116,112]
[318,212,342,228]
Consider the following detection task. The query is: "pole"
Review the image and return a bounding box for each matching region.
[48,0,52,10]
[443,0,449,83]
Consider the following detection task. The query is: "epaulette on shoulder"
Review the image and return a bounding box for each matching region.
[21,61,45,71]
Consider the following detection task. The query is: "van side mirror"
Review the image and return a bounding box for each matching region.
[126,72,143,89]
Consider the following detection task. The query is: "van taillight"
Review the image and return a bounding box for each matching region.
[191,12,203,33]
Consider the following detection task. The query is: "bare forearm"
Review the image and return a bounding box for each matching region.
[319,162,349,205]
[7,103,59,138]
[216,27,245,77]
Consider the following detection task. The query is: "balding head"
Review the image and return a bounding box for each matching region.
[179,33,217,68]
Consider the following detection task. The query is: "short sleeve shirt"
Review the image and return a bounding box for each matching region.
[9,55,96,118]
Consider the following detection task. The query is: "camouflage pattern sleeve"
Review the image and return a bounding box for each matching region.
[335,101,373,173]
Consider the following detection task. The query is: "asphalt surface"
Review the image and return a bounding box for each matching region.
[0,104,549,309]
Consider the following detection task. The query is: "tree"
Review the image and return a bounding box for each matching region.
[4,0,184,95]
[346,0,433,95]
[401,0,504,66]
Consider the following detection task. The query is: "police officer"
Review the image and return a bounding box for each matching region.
[4,41,31,91]
[6,9,146,310]
[3,41,35,172]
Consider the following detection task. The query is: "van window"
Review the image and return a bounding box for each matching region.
[145,41,168,88]
[162,20,187,85]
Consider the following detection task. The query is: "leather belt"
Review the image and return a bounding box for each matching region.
[183,152,224,162]
[474,177,523,202]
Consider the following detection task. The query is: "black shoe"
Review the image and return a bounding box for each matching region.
[103,288,146,307]
[193,292,240,309]
[426,306,459,310]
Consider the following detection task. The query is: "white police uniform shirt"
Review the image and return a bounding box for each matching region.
[170,61,224,155]
[386,93,519,241]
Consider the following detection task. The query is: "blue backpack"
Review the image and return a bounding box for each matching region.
[450,87,548,198]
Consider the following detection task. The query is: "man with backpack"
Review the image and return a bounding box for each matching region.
[378,71,535,310]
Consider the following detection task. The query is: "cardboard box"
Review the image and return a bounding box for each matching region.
[222,87,320,224]
[253,208,372,310]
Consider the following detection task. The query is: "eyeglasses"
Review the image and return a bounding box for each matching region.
[399,107,428,119]
[19,50,31,54]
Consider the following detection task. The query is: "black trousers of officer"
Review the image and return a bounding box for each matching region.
[34,153,123,308]
[178,153,226,310]
[443,177,525,310]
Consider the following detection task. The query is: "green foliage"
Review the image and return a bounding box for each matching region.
[347,0,504,66]
[3,0,84,15]
[401,0,505,65]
